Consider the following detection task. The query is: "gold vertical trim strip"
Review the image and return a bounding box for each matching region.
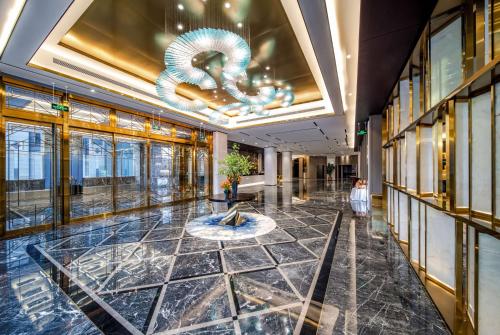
[0,76,5,236]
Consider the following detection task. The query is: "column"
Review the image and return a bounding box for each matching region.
[298,157,304,179]
[281,151,292,182]
[368,115,382,196]
[212,131,227,194]
[264,146,277,186]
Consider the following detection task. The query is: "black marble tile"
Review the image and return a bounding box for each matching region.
[275,218,307,228]
[101,287,159,333]
[46,247,90,267]
[231,268,299,314]
[296,216,330,226]
[170,251,221,280]
[280,261,318,297]
[222,238,258,249]
[238,306,302,334]
[178,238,219,254]
[265,242,316,264]
[100,230,148,245]
[223,246,275,273]
[50,232,110,250]
[143,227,184,241]
[285,226,324,240]
[103,255,172,290]
[177,322,235,334]
[310,224,332,235]
[153,275,231,332]
[299,238,327,257]
[130,239,179,260]
[255,229,295,244]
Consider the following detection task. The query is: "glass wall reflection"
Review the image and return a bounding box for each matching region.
[150,141,174,204]
[70,131,113,218]
[6,122,59,230]
[196,147,209,196]
[174,144,193,199]
[115,137,147,210]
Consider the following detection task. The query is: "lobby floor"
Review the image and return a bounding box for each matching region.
[0,180,449,334]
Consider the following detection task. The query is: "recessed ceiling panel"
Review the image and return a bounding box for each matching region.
[60,0,321,112]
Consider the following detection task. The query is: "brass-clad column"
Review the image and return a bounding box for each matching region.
[0,77,6,236]
[110,109,117,212]
[446,100,456,211]
[61,92,71,224]
[146,139,151,207]
[193,131,198,197]
[454,219,465,331]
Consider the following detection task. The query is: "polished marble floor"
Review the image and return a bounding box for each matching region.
[0,180,449,334]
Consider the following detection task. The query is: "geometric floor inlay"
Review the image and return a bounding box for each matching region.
[28,201,340,334]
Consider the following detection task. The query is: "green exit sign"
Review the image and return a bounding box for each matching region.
[357,129,367,136]
[51,103,69,112]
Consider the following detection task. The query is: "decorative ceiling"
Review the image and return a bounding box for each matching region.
[20,0,350,131]
[60,0,321,115]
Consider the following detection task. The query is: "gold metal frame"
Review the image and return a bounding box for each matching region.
[0,76,213,238]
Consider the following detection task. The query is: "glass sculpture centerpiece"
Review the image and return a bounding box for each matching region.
[186,204,276,240]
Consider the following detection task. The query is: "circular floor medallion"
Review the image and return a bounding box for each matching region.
[185,212,276,241]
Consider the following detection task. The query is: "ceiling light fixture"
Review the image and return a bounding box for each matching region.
[177,23,184,30]
[177,4,184,10]
[0,0,26,56]
[265,66,270,70]
[224,2,231,9]
[156,28,295,123]
[237,22,243,28]
[346,54,351,59]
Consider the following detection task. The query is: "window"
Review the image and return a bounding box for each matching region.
[116,111,145,131]
[430,18,462,106]
[70,101,110,125]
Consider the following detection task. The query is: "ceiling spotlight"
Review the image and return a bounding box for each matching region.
[224,2,231,9]
[265,66,270,70]
[205,65,210,70]
[213,90,217,93]
[90,89,95,93]
[348,92,352,96]
[214,95,218,98]
[346,54,352,59]
[177,23,184,30]
[193,57,197,62]
[263,75,268,78]
[223,98,226,102]
[177,3,184,10]
[237,22,243,28]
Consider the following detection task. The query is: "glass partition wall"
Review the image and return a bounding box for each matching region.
[0,79,212,233]
[382,2,500,334]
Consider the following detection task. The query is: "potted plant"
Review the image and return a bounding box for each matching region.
[221,179,231,199]
[326,163,335,181]
[219,143,255,197]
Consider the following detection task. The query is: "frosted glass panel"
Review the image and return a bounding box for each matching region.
[455,102,469,209]
[400,79,410,129]
[394,191,399,234]
[406,131,417,191]
[426,206,455,289]
[387,187,392,224]
[430,18,462,106]
[471,92,492,214]
[432,122,440,196]
[399,192,408,242]
[400,141,406,187]
[478,233,500,334]
[410,198,419,262]
[393,98,400,136]
[420,127,433,194]
[467,226,475,323]
[412,75,420,121]
[496,83,500,219]
[420,205,426,268]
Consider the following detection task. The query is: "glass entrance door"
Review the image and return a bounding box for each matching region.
[6,121,60,231]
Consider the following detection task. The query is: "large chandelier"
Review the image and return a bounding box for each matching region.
[156,28,294,123]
